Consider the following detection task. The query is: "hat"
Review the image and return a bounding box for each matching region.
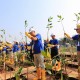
[50,33,55,36]
[74,24,80,30]
[29,27,35,33]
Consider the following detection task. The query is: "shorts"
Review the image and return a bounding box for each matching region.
[34,53,45,69]
[77,46,80,51]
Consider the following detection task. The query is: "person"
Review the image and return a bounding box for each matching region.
[48,34,59,59]
[44,40,48,51]
[12,41,20,62]
[64,23,80,80]
[25,27,46,80]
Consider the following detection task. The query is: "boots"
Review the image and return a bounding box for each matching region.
[41,69,46,80]
[78,66,80,80]
[37,67,41,80]
[33,67,41,80]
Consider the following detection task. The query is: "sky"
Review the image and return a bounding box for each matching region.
[0,0,80,42]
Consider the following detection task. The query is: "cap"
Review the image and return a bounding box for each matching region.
[74,23,80,30]
[29,27,35,33]
[50,33,55,36]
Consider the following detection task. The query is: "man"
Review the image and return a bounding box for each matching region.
[48,34,59,59]
[12,41,20,62]
[25,27,46,80]
[64,23,80,80]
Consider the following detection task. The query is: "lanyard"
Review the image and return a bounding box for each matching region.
[78,35,80,46]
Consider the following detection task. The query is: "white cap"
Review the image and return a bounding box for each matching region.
[29,27,35,33]
[50,33,55,36]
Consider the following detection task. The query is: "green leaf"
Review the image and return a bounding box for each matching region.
[46,70,52,75]
[57,21,60,22]
[46,26,49,28]
[0,35,3,38]
[50,26,53,28]
[57,15,62,19]
[62,18,64,20]
[41,51,47,58]
[48,16,53,22]
[73,20,76,21]
[78,13,80,15]
[47,23,52,27]
[45,63,52,69]
[74,13,78,17]
[17,67,23,74]
[25,20,28,27]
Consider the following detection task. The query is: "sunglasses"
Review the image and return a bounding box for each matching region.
[76,29,80,30]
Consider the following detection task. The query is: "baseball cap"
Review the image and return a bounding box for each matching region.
[50,33,55,36]
[29,27,35,33]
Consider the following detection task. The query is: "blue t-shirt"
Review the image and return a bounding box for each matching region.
[44,42,48,50]
[3,47,7,52]
[72,34,80,51]
[19,43,25,51]
[33,34,43,54]
[12,44,19,53]
[49,39,59,50]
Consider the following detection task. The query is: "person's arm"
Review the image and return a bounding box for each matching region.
[25,32,38,41]
[31,34,41,41]
[31,36,37,41]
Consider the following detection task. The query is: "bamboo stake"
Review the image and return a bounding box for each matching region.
[3,51,6,80]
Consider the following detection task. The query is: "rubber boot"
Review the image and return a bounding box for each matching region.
[33,68,41,80]
[37,67,41,80]
[41,69,46,80]
[78,66,80,80]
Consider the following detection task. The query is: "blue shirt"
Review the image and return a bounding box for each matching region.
[20,43,25,51]
[32,34,43,54]
[12,44,19,53]
[72,34,80,51]
[49,39,59,50]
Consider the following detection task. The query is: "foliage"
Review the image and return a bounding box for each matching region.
[57,15,65,33]
[15,67,23,80]
[46,16,53,40]
[73,12,80,24]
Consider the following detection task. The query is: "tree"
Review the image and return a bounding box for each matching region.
[73,12,80,24]
[24,20,28,43]
[57,15,65,33]
[46,16,53,40]
[0,29,6,41]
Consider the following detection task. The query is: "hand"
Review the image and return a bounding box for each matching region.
[25,32,32,39]
[47,44,55,48]
[64,33,71,39]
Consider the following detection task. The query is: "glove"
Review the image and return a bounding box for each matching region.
[25,32,32,39]
[47,44,54,47]
[64,33,71,39]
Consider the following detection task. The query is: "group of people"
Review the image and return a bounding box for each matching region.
[0,23,80,80]
[25,27,59,80]
[0,41,26,54]
[25,23,80,80]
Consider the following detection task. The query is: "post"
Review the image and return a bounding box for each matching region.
[25,20,28,43]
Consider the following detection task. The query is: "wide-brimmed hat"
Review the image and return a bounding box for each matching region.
[74,24,80,30]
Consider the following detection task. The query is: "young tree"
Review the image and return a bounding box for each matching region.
[0,29,6,41]
[57,15,65,33]
[24,20,28,43]
[73,12,80,24]
[46,16,53,40]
